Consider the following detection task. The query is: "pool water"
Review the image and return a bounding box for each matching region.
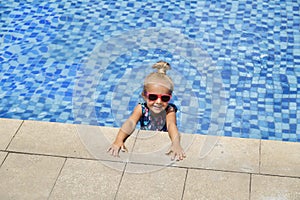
[0,0,299,142]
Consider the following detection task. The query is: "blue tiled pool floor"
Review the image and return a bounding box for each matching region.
[0,0,299,142]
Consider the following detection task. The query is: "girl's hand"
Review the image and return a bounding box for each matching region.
[107,143,128,157]
[165,143,186,161]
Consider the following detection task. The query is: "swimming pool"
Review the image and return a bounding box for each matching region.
[0,0,299,142]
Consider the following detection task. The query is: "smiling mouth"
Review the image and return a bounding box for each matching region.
[151,105,163,112]
[153,105,162,109]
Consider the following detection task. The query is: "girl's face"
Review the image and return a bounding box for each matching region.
[143,84,172,114]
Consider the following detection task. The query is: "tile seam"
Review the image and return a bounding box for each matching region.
[5,120,24,151]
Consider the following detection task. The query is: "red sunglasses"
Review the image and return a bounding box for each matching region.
[145,92,172,102]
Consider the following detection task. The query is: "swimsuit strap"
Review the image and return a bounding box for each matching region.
[139,103,150,128]
[167,103,178,113]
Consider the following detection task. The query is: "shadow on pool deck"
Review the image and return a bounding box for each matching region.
[0,118,299,199]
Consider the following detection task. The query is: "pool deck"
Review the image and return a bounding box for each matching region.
[0,118,299,200]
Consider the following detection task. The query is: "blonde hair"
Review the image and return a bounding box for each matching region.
[143,61,174,93]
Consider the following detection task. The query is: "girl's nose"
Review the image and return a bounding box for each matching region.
[155,97,162,103]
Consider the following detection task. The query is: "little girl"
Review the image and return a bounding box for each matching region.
[107,61,186,160]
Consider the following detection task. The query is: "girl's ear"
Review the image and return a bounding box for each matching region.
[142,96,147,102]
[141,91,146,100]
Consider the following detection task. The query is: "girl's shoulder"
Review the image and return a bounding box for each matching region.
[131,103,143,116]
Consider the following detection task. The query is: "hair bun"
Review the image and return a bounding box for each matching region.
[152,61,171,74]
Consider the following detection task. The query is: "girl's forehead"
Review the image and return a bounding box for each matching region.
[145,83,170,93]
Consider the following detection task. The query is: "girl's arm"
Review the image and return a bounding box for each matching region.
[165,109,186,160]
[107,104,142,157]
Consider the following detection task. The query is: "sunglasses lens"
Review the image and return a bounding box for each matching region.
[146,93,171,102]
[148,94,158,101]
[161,95,171,102]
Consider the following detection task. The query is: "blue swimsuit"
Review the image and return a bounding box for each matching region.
[139,102,177,131]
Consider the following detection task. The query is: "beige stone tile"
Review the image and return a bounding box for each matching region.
[76,125,138,162]
[49,158,125,200]
[129,130,173,165]
[0,153,65,200]
[176,135,260,173]
[251,174,300,200]
[0,151,8,166]
[183,169,250,200]
[129,130,196,166]
[0,118,23,150]
[260,140,300,177]
[116,163,186,200]
[8,121,92,158]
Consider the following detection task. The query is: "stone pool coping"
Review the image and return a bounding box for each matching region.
[0,118,299,199]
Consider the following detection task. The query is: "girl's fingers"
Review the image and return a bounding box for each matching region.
[165,149,172,155]
[107,146,119,157]
[181,152,186,158]
[121,145,128,152]
[113,150,120,157]
[107,147,111,152]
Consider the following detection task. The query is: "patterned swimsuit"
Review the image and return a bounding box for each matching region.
[139,102,177,131]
